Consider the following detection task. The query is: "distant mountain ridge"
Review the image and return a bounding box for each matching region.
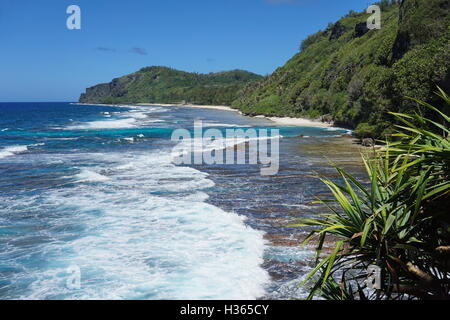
[79,67,263,106]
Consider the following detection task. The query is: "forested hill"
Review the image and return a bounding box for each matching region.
[232,0,450,138]
[79,67,263,106]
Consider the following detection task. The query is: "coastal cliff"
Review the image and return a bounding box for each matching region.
[79,67,262,106]
[232,0,450,137]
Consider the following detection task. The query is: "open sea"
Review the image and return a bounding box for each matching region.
[0,102,365,300]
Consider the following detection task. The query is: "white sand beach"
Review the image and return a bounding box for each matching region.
[266,117,334,127]
[138,103,335,128]
[77,102,336,128]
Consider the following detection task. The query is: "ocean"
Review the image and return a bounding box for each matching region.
[0,102,364,300]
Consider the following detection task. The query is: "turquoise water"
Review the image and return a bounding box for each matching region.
[0,102,350,299]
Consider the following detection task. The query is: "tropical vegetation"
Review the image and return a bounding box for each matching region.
[79,66,262,106]
[292,88,450,300]
[80,1,449,139]
[232,0,450,138]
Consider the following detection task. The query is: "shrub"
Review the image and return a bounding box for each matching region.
[355,122,378,139]
[293,88,450,300]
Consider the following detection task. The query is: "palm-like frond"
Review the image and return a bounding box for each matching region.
[295,88,450,300]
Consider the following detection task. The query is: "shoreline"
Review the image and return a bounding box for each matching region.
[137,102,238,113]
[35,102,360,299]
[265,116,334,128]
[140,103,336,128]
[75,102,339,129]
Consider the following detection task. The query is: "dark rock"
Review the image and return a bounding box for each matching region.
[79,74,141,103]
[392,0,414,61]
[319,114,334,123]
[392,31,410,61]
[353,22,369,38]
[362,138,375,147]
[329,22,350,40]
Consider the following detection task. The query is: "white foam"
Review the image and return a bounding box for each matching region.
[325,127,353,135]
[2,150,269,299]
[140,106,168,113]
[74,169,110,183]
[115,163,135,170]
[45,137,79,141]
[66,107,165,130]
[67,118,137,130]
[126,108,164,122]
[127,111,148,119]
[174,134,283,156]
[202,122,251,128]
[0,145,30,159]
[146,119,165,123]
[114,105,168,113]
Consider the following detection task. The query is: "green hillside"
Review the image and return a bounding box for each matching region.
[232,0,450,138]
[79,66,263,106]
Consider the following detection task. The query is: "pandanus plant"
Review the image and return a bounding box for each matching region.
[293,88,450,300]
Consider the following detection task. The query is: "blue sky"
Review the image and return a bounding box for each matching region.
[0,0,371,102]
